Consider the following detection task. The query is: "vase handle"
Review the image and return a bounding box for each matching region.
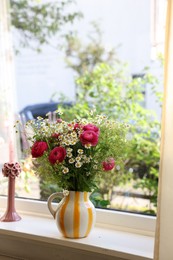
[47,192,64,219]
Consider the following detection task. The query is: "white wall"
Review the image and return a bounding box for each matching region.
[13,0,163,118]
[75,0,151,72]
[14,47,75,111]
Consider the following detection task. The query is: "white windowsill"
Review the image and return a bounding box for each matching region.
[0,197,155,260]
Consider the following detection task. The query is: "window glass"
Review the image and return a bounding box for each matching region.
[0,0,166,215]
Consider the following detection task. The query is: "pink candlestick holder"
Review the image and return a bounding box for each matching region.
[0,162,22,222]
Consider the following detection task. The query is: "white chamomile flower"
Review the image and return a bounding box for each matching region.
[93,165,98,169]
[71,136,77,142]
[68,125,74,131]
[71,131,77,138]
[62,167,69,174]
[63,190,69,196]
[57,110,63,115]
[75,162,82,168]
[67,153,72,158]
[37,116,43,120]
[67,147,73,152]
[85,143,91,149]
[71,140,77,145]
[77,149,83,154]
[69,158,75,164]
[76,156,81,161]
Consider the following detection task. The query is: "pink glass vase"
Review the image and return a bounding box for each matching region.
[0,163,21,222]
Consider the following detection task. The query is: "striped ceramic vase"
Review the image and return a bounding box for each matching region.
[47,191,96,238]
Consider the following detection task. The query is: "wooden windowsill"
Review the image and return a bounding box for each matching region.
[0,212,154,260]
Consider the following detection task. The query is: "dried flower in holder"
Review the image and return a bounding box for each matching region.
[0,162,22,222]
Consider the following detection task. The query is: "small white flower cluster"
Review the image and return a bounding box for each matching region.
[60,145,99,173]
[61,129,79,146]
[65,148,94,169]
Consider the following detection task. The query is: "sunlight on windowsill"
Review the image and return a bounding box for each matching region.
[0,199,154,260]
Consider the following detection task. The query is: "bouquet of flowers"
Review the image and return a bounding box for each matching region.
[25,112,129,192]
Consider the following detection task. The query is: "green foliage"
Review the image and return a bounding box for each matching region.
[60,62,162,210]
[10,0,82,52]
[90,191,110,208]
[126,132,160,208]
[75,64,160,122]
[39,180,61,201]
[64,22,118,76]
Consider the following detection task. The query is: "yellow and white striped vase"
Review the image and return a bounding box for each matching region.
[47,191,96,238]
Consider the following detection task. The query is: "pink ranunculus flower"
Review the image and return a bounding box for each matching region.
[49,146,66,164]
[31,141,48,158]
[80,130,99,146]
[83,124,100,135]
[102,158,115,171]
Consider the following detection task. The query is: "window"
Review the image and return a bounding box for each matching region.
[0,0,165,218]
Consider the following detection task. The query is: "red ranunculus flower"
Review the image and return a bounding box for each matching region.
[31,141,48,158]
[102,158,115,171]
[51,133,60,138]
[80,130,99,146]
[74,123,83,130]
[83,124,100,135]
[57,118,62,123]
[49,147,66,164]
